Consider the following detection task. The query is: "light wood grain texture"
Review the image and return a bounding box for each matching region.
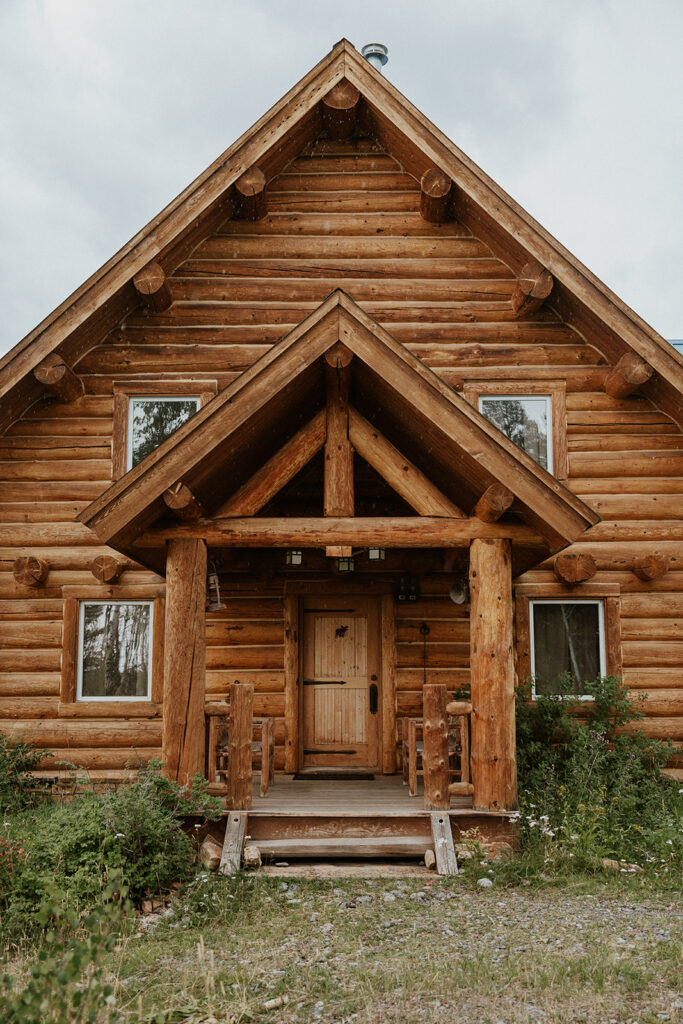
[422,685,450,810]
[162,538,206,784]
[228,682,254,810]
[33,355,84,403]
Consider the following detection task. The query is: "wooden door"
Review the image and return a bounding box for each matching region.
[301,596,380,768]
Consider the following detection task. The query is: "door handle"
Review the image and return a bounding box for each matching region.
[369,683,378,714]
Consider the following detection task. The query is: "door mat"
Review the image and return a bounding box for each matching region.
[293,771,375,781]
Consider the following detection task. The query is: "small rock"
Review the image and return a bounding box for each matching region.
[263,995,289,1010]
[601,858,620,872]
[383,893,396,902]
[321,922,334,934]
[198,837,222,871]
[274,861,289,867]
[477,877,493,888]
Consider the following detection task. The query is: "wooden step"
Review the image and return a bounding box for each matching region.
[251,835,434,860]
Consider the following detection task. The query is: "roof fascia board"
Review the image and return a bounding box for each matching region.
[343,49,683,394]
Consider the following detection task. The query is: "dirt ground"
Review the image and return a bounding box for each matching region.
[106,874,683,1024]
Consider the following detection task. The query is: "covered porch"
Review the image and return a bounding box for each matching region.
[79,292,599,838]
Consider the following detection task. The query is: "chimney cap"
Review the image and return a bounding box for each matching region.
[361,43,389,72]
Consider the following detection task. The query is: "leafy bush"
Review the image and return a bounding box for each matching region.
[515,675,683,876]
[1,881,127,1024]
[1,763,221,940]
[0,734,50,812]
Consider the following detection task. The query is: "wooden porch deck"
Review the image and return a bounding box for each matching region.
[248,773,473,816]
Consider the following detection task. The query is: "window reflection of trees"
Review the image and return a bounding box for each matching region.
[483,399,548,468]
[81,604,150,698]
[131,400,199,466]
[533,603,601,697]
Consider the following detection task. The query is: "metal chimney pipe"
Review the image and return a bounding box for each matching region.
[361,43,388,72]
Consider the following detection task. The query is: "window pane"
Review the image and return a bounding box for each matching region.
[80,603,151,698]
[129,398,199,467]
[532,603,601,696]
[480,397,549,469]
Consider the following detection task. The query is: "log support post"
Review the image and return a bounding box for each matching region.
[162,538,207,784]
[324,344,354,557]
[321,80,360,139]
[228,680,254,810]
[632,554,669,582]
[469,537,517,811]
[422,684,450,810]
[605,352,653,398]
[33,354,83,403]
[511,260,554,318]
[133,261,172,312]
[235,167,267,221]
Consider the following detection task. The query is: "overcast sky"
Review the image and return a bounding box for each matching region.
[1,0,681,358]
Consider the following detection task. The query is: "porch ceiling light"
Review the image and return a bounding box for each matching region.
[368,547,385,561]
[285,549,303,566]
[337,556,355,573]
[206,567,226,612]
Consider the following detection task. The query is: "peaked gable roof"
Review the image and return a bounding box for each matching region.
[1,38,682,435]
[79,290,599,574]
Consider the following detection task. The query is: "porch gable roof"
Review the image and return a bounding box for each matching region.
[79,290,599,564]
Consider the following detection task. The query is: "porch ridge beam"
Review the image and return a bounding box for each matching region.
[215,409,326,518]
[324,343,354,557]
[133,516,548,549]
[348,407,466,518]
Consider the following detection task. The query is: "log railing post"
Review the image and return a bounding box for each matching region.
[162,538,207,784]
[469,537,517,811]
[228,680,254,810]
[423,684,450,810]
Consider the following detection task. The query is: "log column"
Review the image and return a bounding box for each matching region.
[162,538,207,784]
[324,344,354,557]
[468,538,517,811]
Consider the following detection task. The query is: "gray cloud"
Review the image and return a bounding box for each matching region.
[1,0,681,356]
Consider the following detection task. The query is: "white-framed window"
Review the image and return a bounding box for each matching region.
[126,396,201,470]
[77,601,154,701]
[478,394,553,472]
[529,599,606,699]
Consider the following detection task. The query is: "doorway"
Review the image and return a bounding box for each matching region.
[300,595,380,769]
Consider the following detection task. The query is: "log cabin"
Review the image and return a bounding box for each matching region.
[1,39,682,863]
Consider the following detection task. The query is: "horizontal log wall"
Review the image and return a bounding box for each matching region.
[0,134,682,777]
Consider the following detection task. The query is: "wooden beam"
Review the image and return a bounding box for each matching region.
[13,556,48,587]
[605,352,654,398]
[219,812,247,874]
[162,538,206,784]
[227,681,253,811]
[381,593,396,774]
[283,595,299,773]
[324,343,354,557]
[321,80,360,139]
[553,552,597,585]
[33,354,83,403]
[511,260,553,318]
[632,553,669,582]
[163,482,206,522]
[420,168,452,223]
[135,516,548,549]
[423,685,450,810]
[133,261,172,312]
[430,812,459,875]
[473,484,514,523]
[469,538,517,811]
[89,555,123,584]
[235,167,267,221]
[216,410,326,518]
[348,408,465,517]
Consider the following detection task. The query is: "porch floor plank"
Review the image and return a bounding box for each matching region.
[247,773,472,816]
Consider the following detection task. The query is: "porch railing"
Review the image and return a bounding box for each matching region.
[422,684,474,810]
[206,680,274,810]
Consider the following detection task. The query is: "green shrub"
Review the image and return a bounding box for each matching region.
[0,734,50,812]
[1,763,221,940]
[515,675,683,877]
[1,881,127,1023]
